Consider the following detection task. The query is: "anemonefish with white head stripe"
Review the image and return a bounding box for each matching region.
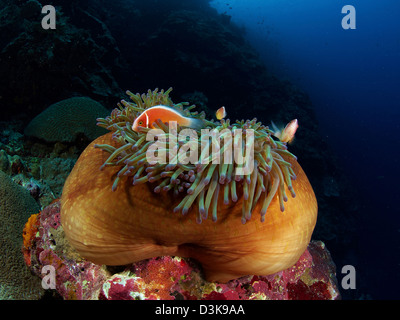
[132,105,203,132]
[271,119,299,144]
[215,106,227,120]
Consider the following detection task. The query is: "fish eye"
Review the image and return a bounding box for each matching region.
[138,121,143,125]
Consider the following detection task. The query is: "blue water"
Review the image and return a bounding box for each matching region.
[210,0,400,299]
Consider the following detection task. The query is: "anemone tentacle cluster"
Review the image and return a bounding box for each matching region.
[95,88,298,224]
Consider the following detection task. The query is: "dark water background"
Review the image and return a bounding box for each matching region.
[210,0,400,299]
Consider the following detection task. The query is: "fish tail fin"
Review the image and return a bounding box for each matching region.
[189,118,205,130]
[270,120,283,140]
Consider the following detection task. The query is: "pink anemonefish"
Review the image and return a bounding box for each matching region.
[216,106,227,120]
[132,105,203,132]
[271,119,299,144]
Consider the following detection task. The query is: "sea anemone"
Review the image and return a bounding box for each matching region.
[60,88,317,282]
[95,88,298,224]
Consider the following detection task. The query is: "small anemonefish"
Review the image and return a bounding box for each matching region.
[271,119,299,144]
[216,106,227,120]
[132,105,203,131]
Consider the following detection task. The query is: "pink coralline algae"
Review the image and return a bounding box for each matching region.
[24,201,341,300]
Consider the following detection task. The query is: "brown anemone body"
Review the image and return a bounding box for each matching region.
[61,133,317,282]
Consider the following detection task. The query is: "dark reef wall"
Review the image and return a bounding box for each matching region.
[0,0,124,119]
[0,0,358,291]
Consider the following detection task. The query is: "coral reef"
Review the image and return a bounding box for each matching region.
[0,171,44,299]
[0,0,123,120]
[24,97,109,143]
[0,0,358,262]
[61,89,317,283]
[25,200,340,300]
[0,0,360,297]
[23,201,107,299]
[0,120,78,208]
[1,96,108,208]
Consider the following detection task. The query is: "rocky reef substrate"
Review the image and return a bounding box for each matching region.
[23,201,340,300]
